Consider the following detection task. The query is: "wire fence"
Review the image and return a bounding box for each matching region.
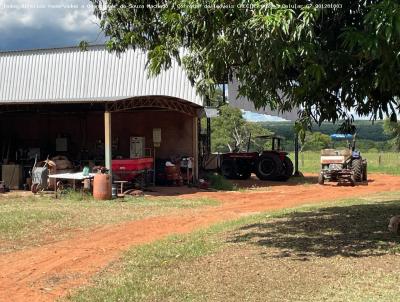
[289,152,400,175]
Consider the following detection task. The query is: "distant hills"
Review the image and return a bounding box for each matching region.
[261,120,388,141]
[260,120,392,151]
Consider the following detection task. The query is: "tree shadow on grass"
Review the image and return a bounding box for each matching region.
[229,200,400,258]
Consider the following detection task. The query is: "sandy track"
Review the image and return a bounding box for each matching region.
[0,174,399,301]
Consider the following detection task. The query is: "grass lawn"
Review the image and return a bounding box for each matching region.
[0,192,218,254]
[69,191,400,302]
[290,151,400,175]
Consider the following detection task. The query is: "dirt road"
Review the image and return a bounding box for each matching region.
[0,174,399,301]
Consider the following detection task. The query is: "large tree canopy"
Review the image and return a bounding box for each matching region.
[90,0,400,125]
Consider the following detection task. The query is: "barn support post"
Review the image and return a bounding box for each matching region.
[206,96,211,154]
[104,111,112,173]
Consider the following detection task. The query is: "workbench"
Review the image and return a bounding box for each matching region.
[48,172,96,197]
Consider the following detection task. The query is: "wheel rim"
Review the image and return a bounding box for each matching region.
[259,158,275,176]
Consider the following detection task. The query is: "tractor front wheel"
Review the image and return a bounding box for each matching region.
[255,153,283,181]
[351,158,363,182]
[362,161,368,182]
[318,172,325,185]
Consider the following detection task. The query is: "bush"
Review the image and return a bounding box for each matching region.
[205,173,236,191]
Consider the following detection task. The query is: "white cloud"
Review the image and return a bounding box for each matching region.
[59,6,98,32]
[0,0,103,50]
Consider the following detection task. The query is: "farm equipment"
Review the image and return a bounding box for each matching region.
[220,135,294,181]
[30,156,51,193]
[111,157,154,187]
[318,134,367,186]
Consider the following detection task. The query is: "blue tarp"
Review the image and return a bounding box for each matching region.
[330,134,353,140]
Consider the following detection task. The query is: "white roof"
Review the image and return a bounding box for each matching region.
[228,77,298,121]
[0,45,202,106]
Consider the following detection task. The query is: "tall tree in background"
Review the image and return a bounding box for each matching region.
[91,0,400,127]
[383,119,400,151]
[301,132,332,151]
[211,105,272,152]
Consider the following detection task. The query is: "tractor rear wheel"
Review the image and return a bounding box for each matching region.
[276,156,294,181]
[351,158,363,182]
[255,153,283,180]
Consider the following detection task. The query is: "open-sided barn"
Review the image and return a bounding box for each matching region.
[0,45,203,190]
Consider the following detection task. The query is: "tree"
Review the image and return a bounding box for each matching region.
[211,105,245,152]
[301,132,332,151]
[90,0,400,127]
[210,105,272,152]
[383,119,400,151]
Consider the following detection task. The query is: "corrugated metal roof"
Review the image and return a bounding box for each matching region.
[0,45,203,106]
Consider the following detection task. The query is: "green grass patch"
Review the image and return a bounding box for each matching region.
[68,191,400,302]
[206,172,237,191]
[0,194,219,253]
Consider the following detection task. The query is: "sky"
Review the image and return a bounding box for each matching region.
[242,111,288,122]
[0,1,282,121]
[0,0,103,51]
[0,1,371,123]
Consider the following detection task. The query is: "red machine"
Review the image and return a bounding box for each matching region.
[220,136,293,181]
[112,158,154,182]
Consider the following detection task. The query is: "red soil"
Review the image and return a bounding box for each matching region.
[0,174,399,301]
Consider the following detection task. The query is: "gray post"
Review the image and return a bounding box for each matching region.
[294,133,300,176]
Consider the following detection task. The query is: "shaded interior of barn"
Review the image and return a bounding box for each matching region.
[0,98,201,190]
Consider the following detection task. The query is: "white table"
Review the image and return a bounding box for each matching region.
[49,172,96,197]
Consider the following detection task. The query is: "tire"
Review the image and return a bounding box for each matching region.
[350,175,356,186]
[362,161,368,181]
[351,158,363,182]
[31,183,43,194]
[318,172,325,185]
[235,160,252,180]
[221,159,237,179]
[276,156,294,181]
[31,183,38,194]
[255,153,283,181]
[235,171,251,180]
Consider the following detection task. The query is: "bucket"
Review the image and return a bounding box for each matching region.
[83,166,90,176]
[93,174,112,200]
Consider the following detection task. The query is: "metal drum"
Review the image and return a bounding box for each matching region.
[93,174,112,200]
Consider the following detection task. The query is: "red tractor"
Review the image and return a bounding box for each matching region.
[220,136,294,181]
